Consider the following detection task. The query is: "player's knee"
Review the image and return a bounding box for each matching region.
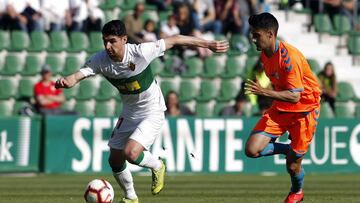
[108,157,126,172]
[108,156,116,167]
[245,147,260,158]
[286,164,300,175]
[124,148,140,163]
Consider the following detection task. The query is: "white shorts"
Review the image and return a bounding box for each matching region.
[108,112,165,150]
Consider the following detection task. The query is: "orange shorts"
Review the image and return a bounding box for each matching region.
[252,106,320,155]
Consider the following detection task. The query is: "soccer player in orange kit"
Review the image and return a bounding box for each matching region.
[244,13,321,203]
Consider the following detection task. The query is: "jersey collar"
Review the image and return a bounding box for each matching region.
[275,40,279,52]
[121,44,128,63]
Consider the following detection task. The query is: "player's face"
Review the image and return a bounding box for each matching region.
[42,72,52,81]
[103,35,127,60]
[250,28,272,51]
[167,93,178,107]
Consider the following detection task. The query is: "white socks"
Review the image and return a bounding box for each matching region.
[113,165,137,200]
[138,151,162,171]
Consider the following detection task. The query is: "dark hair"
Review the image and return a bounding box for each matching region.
[145,19,155,27]
[320,61,336,87]
[166,90,178,100]
[248,12,279,35]
[235,92,247,102]
[165,90,180,108]
[102,20,127,36]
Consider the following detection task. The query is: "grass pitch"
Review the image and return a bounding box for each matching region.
[0,173,359,203]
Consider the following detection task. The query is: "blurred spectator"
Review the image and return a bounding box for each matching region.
[238,0,258,36]
[175,3,211,58]
[176,3,198,36]
[123,2,145,44]
[146,0,172,11]
[323,0,343,21]
[68,0,87,31]
[220,92,248,116]
[42,0,71,31]
[329,0,360,30]
[256,95,273,115]
[160,14,180,38]
[67,0,104,32]
[141,19,157,42]
[190,0,222,34]
[318,62,337,113]
[246,59,272,114]
[0,0,44,31]
[214,0,242,35]
[0,0,27,31]
[34,65,73,115]
[83,0,104,32]
[165,91,194,116]
[22,0,44,32]
[257,0,270,12]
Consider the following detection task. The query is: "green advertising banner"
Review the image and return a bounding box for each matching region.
[0,117,41,172]
[44,116,360,173]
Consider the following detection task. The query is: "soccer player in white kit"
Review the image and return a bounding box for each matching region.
[55,20,228,203]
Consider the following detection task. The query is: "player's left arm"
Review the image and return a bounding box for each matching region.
[163,35,229,53]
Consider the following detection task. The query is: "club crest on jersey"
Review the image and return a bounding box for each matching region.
[128,62,136,71]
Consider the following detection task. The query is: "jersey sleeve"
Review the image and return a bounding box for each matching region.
[139,39,166,63]
[33,83,42,96]
[281,50,304,92]
[79,53,102,77]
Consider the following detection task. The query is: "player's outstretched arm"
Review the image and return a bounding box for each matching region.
[55,71,86,89]
[163,35,229,53]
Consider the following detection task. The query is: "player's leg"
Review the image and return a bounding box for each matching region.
[284,151,304,203]
[124,138,166,195]
[287,151,305,193]
[284,107,320,203]
[108,148,138,202]
[124,139,162,170]
[245,108,290,158]
[245,132,273,157]
[125,113,166,195]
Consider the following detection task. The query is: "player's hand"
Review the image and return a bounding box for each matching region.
[244,79,264,96]
[208,40,229,53]
[55,77,70,89]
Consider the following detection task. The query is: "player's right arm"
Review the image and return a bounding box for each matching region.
[55,52,102,89]
[55,71,86,89]
[245,79,301,103]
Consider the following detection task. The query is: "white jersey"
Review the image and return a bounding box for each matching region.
[80,39,167,119]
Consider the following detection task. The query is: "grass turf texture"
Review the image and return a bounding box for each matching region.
[0,174,359,203]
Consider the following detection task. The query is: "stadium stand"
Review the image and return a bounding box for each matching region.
[28,31,50,52]
[23,54,43,76]
[197,80,217,102]
[195,101,213,117]
[0,31,10,50]
[10,31,30,51]
[183,57,203,78]
[2,54,24,76]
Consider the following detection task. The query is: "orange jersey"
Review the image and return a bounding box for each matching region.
[260,41,321,112]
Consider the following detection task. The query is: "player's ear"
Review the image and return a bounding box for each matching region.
[122,35,128,44]
[267,30,275,39]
